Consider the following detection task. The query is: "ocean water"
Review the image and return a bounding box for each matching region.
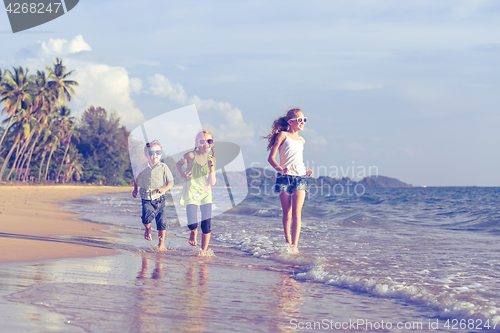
[3,186,500,332]
[227,187,500,325]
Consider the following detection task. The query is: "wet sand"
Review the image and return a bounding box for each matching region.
[0,247,442,333]
[0,186,454,332]
[0,185,132,263]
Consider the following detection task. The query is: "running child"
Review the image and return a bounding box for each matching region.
[132,140,174,250]
[265,108,313,253]
[176,130,217,256]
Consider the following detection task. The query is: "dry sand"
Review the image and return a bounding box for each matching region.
[0,185,132,263]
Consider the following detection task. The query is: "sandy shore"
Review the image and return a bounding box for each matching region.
[0,185,132,263]
[0,186,448,332]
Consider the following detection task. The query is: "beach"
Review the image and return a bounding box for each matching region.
[0,186,132,263]
[0,185,407,333]
[0,186,498,332]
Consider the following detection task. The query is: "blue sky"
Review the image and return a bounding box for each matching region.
[1,0,499,186]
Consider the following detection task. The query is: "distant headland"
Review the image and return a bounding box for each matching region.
[210,167,412,188]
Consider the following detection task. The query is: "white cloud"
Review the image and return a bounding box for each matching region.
[13,35,145,128]
[40,35,91,55]
[15,35,91,60]
[149,74,255,144]
[302,128,327,145]
[129,78,143,94]
[149,74,188,104]
[72,63,144,126]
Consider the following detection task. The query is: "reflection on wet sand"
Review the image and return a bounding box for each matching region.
[173,256,210,332]
[137,255,164,282]
[1,252,433,333]
[134,253,211,332]
[134,254,168,332]
[272,274,303,332]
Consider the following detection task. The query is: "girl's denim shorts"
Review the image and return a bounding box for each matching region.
[275,174,308,193]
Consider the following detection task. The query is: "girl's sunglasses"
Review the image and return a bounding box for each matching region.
[147,150,163,156]
[290,117,308,123]
[198,139,214,145]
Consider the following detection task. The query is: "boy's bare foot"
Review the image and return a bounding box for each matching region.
[291,245,299,254]
[158,230,166,249]
[189,229,197,246]
[144,225,152,241]
[158,239,166,250]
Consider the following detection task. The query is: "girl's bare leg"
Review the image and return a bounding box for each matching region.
[201,232,211,255]
[279,192,293,244]
[291,190,306,253]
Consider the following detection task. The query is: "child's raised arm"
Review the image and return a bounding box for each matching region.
[208,156,217,186]
[176,152,194,179]
[156,180,174,195]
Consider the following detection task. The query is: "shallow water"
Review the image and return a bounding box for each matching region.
[2,187,500,332]
[221,187,500,323]
[0,245,455,333]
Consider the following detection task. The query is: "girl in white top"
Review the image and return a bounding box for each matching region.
[265,108,313,253]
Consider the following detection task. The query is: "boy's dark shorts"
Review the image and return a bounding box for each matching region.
[275,174,308,193]
[142,196,167,231]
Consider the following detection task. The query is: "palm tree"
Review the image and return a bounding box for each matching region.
[37,128,51,183]
[0,111,28,180]
[34,110,59,182]
[18,70,59,181]
[41,114,64,181]
[0,68,5,160]
[10,71,53,181]
[45,58,79,106]
[0,67,32,151]
[55,105,77,182]
[10,112,37,181]
[32,70,57,113]
[0,68,48,181]
[43,135,60,181]
[0,132,22,180]
[62,144,84,183]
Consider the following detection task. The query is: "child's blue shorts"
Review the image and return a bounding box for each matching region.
[274,174,308,193]
[141,195,167,230]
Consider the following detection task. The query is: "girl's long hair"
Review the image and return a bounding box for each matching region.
[193,130,215,157]
[262,108,302,151]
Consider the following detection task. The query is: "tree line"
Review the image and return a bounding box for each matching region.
[0,58,133,185]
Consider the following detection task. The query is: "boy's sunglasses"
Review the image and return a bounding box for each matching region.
[290,117,308,123]
[147,150,163,156]
[198,139,214,145]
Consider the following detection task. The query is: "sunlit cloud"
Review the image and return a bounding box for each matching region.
[12,35,145,127]
[149,74,255,144]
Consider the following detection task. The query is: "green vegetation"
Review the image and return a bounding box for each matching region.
[0,58,133,185]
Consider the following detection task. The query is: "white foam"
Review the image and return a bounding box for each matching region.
[295,262,500,323]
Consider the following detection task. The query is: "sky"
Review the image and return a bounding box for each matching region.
[1,0,499,186]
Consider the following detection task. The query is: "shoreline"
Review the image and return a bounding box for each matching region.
[0,185,132,263]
